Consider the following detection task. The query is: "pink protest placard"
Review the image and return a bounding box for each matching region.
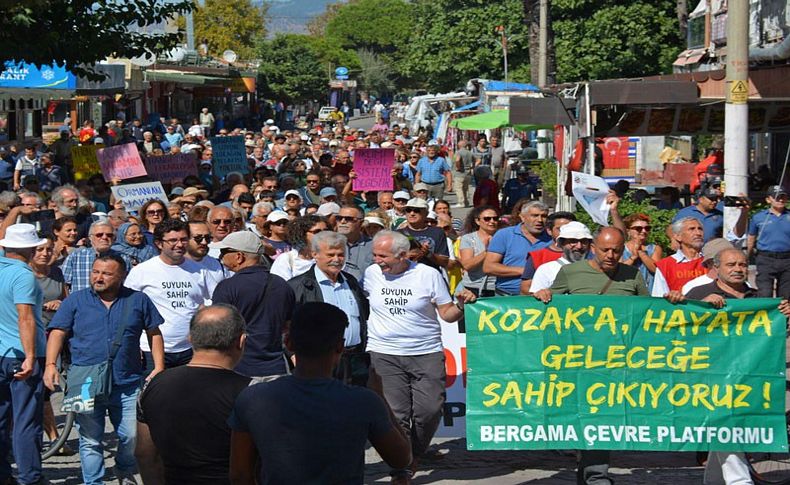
[146,152,198,185]
[96,143,148,181]
[352,148,395,192]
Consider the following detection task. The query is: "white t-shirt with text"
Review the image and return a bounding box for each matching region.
[125,256,211,353]
[364,262,452,356]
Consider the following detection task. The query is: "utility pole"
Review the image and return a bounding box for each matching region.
[496,26,509,88]
[723,0,749,237]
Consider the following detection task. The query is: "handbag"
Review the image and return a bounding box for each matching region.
[61,300,131,414]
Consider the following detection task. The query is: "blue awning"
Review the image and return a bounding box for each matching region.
[452,100,482,112]
[483,80,539,92]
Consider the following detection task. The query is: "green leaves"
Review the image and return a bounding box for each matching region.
[193,0,267,60]
[257,34,326,103]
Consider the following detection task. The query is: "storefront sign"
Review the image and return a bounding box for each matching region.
[0,61,77,89]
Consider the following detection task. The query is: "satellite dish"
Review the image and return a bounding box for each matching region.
[130,52,156,67]
[222,50,238,63]
[166,47,186,62]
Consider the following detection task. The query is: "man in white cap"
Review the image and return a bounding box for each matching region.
[528,221,593,293]
[398,198,449,270]
[210,231,295,378]
[0,224,48,485]
[389,190,410,229]
[283,189,303,212]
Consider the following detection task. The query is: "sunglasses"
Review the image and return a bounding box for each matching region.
[286,195,300,200]
[146,209,164,216]
[211,218,233,226]
[480,216,499,222]
[336,215,360,223]
[271,220,289,226]
[192,235,212,243]
[405,208,424,213]
[630,226,651,232]
[92,232,113,239]
[307,228,326,234]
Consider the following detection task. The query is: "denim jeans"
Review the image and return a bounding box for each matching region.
[0,357,45,485]
[141,349,192,378]
[75,383,140,485]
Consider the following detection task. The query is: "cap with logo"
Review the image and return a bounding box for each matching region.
[768,185,788,198]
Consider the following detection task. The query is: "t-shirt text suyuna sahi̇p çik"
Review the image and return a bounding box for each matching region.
[364,261,452,356]
[125,256,211,353]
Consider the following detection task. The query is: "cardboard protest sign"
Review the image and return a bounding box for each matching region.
[146,152,198,185]
[96,143,147,181]
[352,148,394,191]
[466,295,787,452]
[111,182,168,212]
[210,136,247,178]
[571,171,610,226]
[70,145,102,182]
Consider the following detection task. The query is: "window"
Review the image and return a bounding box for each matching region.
[688,16,706,49]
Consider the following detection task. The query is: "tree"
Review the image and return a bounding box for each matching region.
[324,0,413,68]
[552,0,682,82]
[524,0,556,86]
[306,0,349,37]
[0,0,192,78]
[257,34,327,103]
[356,49,395,97]
[401,0,532,92]
[193,0,267,60]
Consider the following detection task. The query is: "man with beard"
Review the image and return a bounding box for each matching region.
[125,219,211,373]
[651,217,707,296]
[397,198,448,271]
[533,227,648,485]
[46,254,164,485]
[186,220,229,294]
[528,222,592,293]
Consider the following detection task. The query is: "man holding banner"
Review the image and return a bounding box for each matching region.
[534,227,647,485]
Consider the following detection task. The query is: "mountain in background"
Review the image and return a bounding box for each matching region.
[258,0,343,35]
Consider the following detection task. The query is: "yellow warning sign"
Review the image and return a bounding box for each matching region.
[729,80,749,104]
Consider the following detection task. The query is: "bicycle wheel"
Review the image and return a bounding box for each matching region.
[749,412,790,485]
[41,409,75,460]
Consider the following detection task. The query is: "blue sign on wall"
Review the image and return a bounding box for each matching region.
[0,61,77,89]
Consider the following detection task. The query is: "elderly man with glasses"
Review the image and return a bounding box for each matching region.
[206,206,235,258]
[62,221,131,292]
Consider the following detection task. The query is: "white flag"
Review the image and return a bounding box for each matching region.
[571,171,611,226]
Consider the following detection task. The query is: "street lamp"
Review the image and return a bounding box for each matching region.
[495,25,509,89]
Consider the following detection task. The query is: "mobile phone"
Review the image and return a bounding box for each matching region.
[28,209,55,223]
[723,196,749,207]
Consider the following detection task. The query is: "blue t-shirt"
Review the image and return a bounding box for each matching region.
[0,257,46,358]
[672,204,723,243]
[228,376,392,484]
[749,208,790,252]
[164,132,183,147]
[49,287,163,387]
[416,156,450,184]
[487,224,551,294]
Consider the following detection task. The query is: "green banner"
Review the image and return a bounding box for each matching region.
[465,295,787,452]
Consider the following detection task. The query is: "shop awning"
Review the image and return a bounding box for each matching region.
[0,88,75,110]
[144,71,217,85]
[449,109,552,131]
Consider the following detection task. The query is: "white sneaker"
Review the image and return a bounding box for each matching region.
[453,203,465,208]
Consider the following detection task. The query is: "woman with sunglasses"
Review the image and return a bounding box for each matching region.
[139,199,170,245]
[111,222,158,266]
[270,215,329,281]
[458,206,500,297]
[621,213,662,292]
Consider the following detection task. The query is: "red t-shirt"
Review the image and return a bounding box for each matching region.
[473,179,500,211]
[656,256,706,291]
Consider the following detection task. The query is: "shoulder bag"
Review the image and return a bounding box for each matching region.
[61,299,131,413]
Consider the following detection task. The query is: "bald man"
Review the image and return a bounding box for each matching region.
[533,226,647,485]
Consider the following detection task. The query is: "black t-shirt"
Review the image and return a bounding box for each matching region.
[685,280,756,300]
[399,225,448,270]
[228,376,392,484]
[138,366,251,485]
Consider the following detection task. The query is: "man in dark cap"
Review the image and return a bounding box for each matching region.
[747,185,790,297]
